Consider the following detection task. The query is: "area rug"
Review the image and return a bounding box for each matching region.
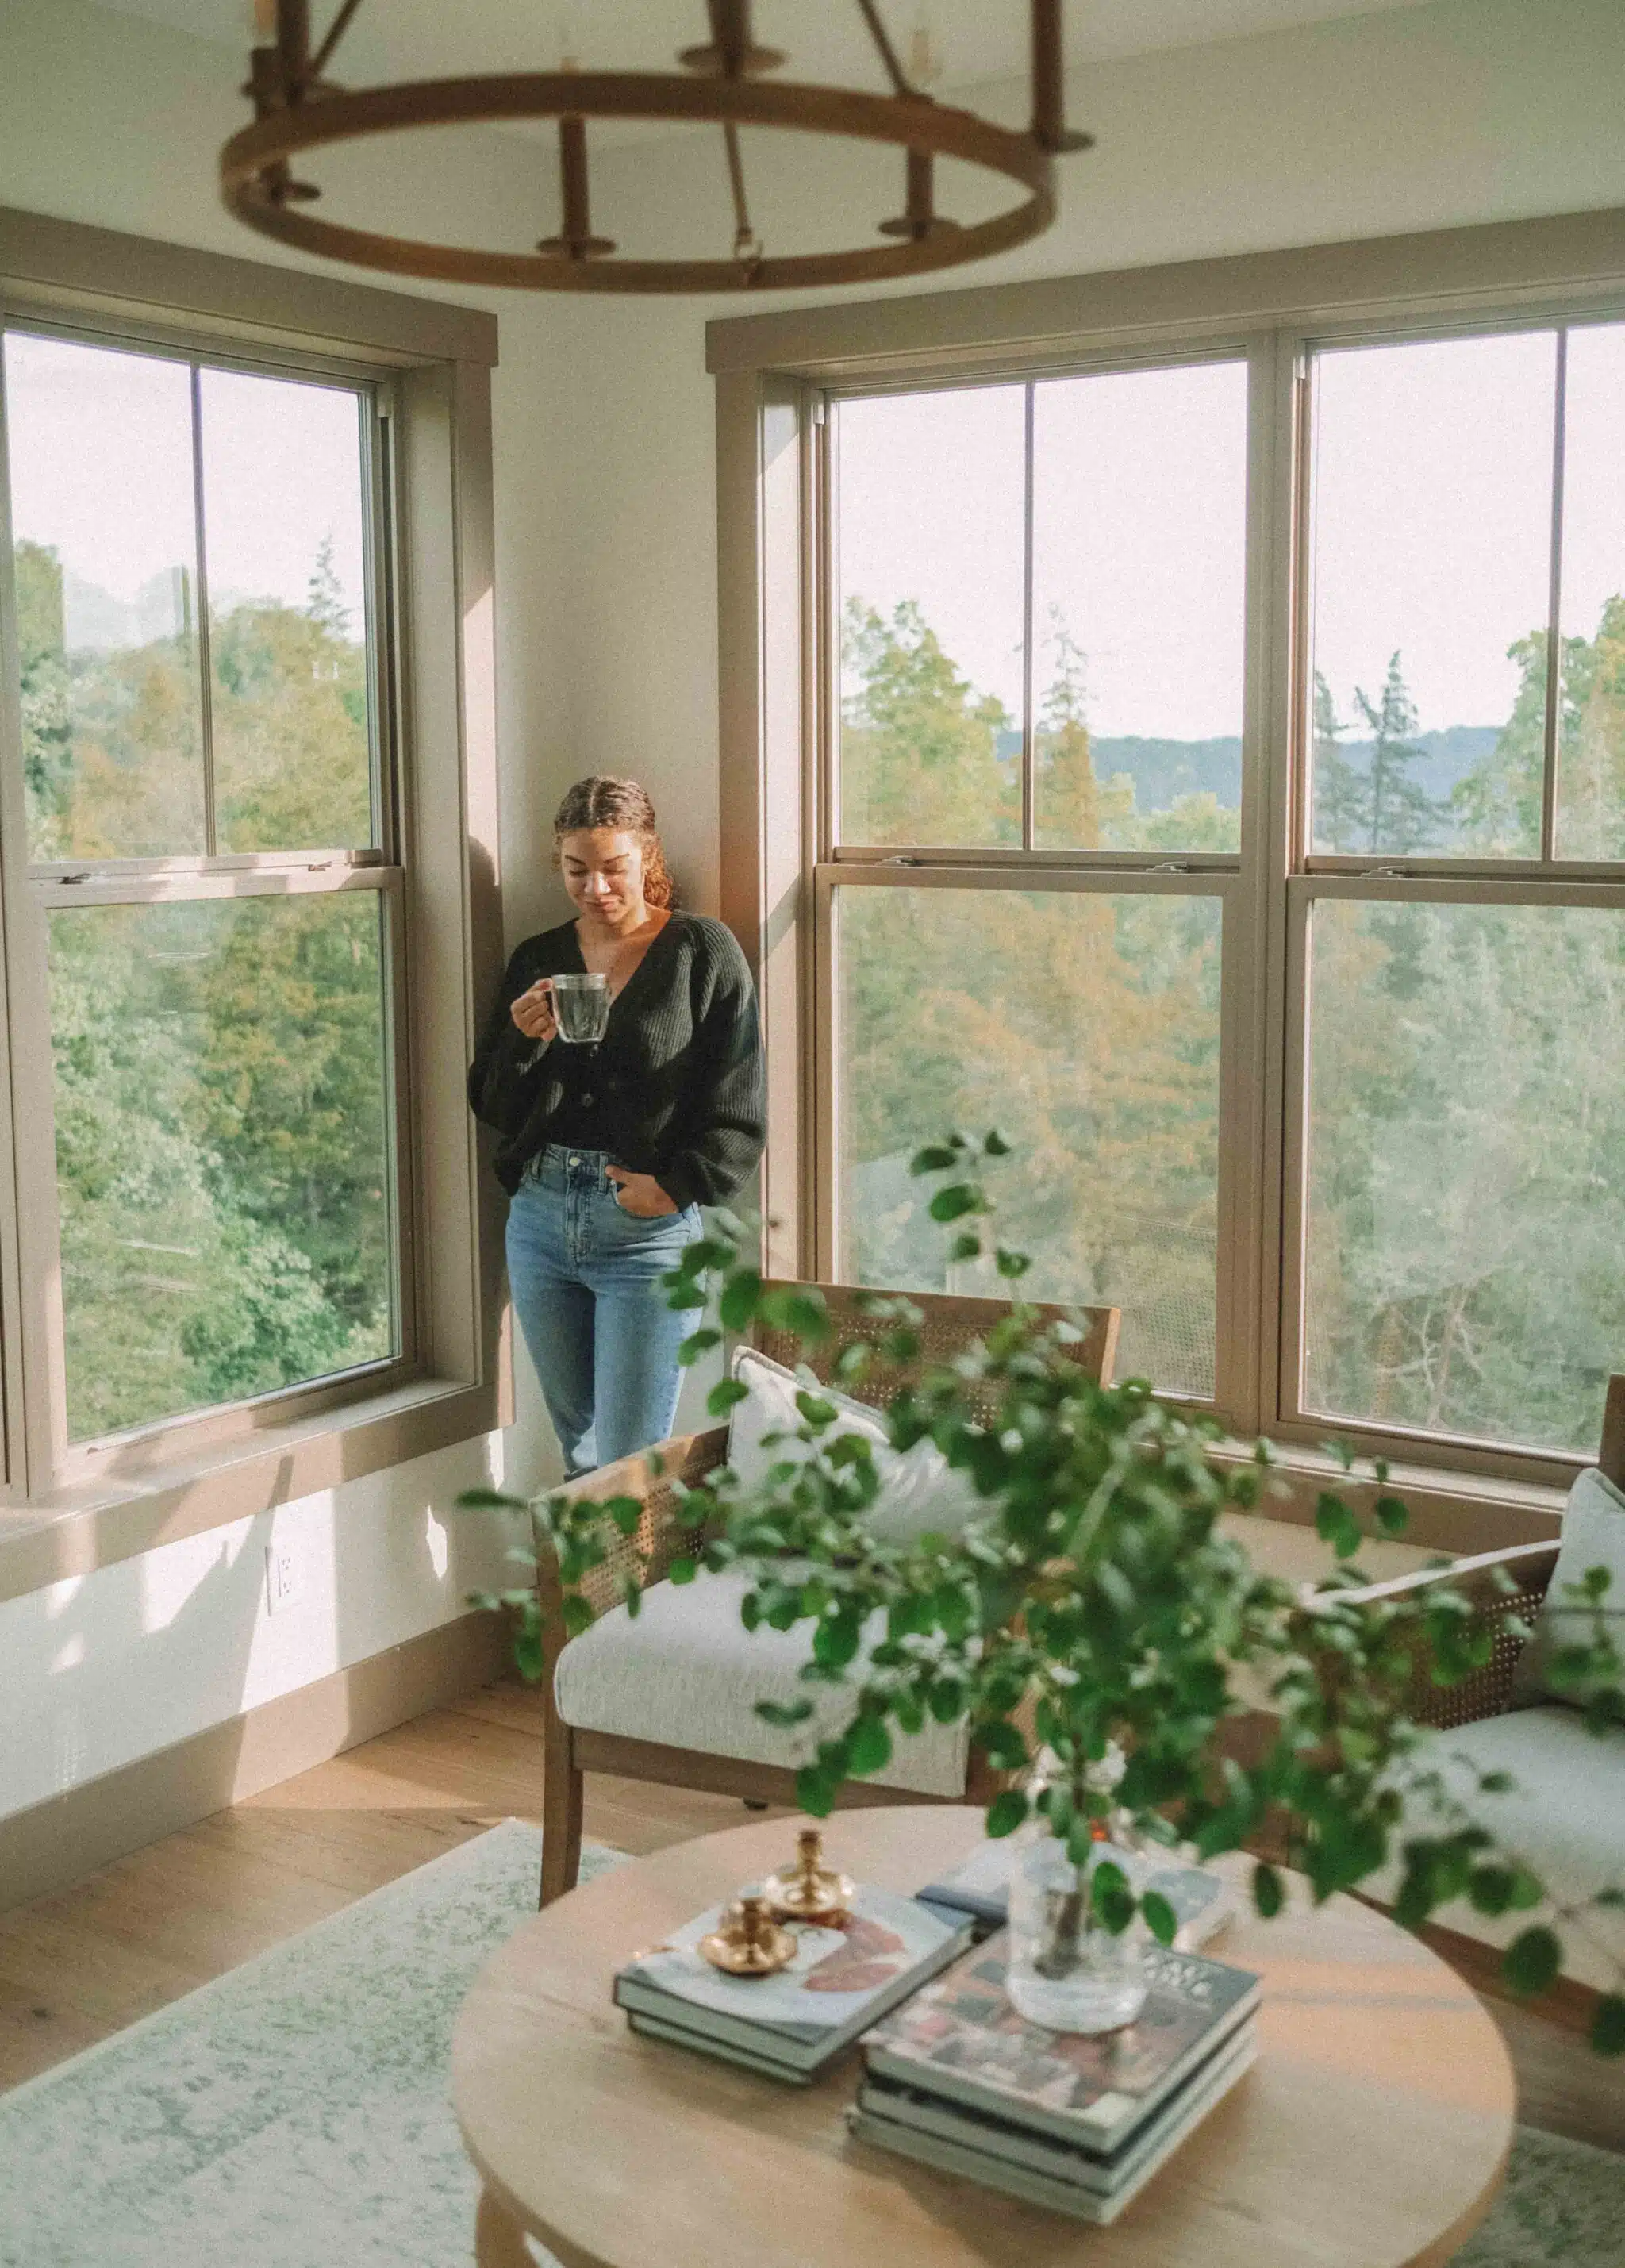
[0,1820,1618,2268]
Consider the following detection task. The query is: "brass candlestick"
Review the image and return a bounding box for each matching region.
[763,1828,855,1928]
[698,1893,797,1978]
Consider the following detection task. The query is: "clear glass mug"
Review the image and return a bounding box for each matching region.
[547,972,611,1043]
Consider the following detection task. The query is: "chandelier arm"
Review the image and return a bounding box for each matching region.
[275,0,310,97]
[1029,0,1093,153]
[722,122,756,252]
[852,0,916,101]
[309,0,365,85]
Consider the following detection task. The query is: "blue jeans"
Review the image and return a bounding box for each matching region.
[505,1146,701,1476]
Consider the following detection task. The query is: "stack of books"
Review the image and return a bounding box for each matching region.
[918,1835,1237,1950]
[850,1932,1260,2223]
[613,1886,974,2084]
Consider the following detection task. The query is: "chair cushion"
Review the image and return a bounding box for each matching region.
[553,1564,970,1798]
[1373,1705,1625,1990]
[1510,1464,1625,1708]
[728,1347,982,1546]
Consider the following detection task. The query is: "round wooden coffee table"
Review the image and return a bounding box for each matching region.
[452,1807,1514,2268]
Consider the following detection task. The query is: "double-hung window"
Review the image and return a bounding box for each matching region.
[823,356,1251,1408]
[0,320,408,1475]
[1291,319,1625,1463]
[760,261,1625,1493]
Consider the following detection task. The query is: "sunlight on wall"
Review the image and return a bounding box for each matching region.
[426,1507,450,1580]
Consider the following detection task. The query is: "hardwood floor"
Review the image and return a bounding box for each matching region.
[0,1676,778,2095]
[1,1674,1620,2157]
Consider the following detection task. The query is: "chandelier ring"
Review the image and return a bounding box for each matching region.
[220,71,1063,294]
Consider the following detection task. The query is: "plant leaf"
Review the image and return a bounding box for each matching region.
[720,1268,763,1333]
[985,1789,1028,1838]
[1252,1861,1285,1919]
[1591,1994,1625,2056]
[1502,1925,1562,1997]
[1141,1889,1178,1947]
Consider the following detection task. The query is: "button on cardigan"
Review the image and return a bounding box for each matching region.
[467,912,766,1213]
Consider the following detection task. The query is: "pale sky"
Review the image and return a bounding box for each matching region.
[1309,329,1556,737]
[839,321,1625,748]
[3,330,368,637]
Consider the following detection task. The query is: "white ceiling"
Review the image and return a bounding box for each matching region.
[102,0,1447,101]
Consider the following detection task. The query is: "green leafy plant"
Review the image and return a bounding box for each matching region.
[466,1131,1625,2054]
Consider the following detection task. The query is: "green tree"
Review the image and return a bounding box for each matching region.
[841,597,1017,847]
[13,539,73,852]
[1351,652,1440,854]
[836,603,1220,1397]
[1312,669,1366,852]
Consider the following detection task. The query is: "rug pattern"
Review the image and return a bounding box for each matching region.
[0,1820,1616,2267]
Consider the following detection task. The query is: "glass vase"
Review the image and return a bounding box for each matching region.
[1004,1758,1149,2035]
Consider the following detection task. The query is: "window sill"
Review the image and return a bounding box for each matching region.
[1210,1436,1567,1559]
[0,1373,505,1605]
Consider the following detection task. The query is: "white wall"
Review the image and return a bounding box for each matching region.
[1,0,1623,1824]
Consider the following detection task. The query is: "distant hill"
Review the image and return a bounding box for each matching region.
[1091,736,1242,810]
[992,725,1503,816]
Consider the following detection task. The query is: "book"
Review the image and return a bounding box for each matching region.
[862,1931,1260,2157]
[855,2022,1258,2194]
[614,1886,972,2082]
[847,2025,1257,2224]
[917,1835,1237,1950]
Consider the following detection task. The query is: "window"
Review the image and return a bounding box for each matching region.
[826,361,1248,1400]
[2,323,405,1460]
[1291,321,1625,1463]
[791,301,1625,1480]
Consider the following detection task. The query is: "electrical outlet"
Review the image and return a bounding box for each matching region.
[264,1542,299,1615]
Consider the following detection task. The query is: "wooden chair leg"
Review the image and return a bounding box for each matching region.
[540,1728,584,1908]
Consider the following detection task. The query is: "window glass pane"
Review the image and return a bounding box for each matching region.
[1556,323,1625,861]
[4,330,205,859]
[1308,334,1556,859]
[48,892,394,1441]
[837,387,1024,848]
[836,883,1221,1397]
[200,368,375,851]
[1303,897,1625,1453]
[1032,362,1247,852]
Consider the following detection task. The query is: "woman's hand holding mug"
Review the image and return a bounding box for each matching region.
[511,978,559,1044]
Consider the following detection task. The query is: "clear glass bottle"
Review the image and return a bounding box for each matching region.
[1005,1747,1149,2034]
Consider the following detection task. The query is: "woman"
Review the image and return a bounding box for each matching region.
[468,775,765,1475]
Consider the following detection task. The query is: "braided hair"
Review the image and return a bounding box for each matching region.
[551,775,675,910]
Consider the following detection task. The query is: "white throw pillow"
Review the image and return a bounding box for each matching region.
[725,1347,982,1545]
[1510,1463,1625,1709]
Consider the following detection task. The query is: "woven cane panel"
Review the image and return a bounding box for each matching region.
[1408,1579,1551,1731]
[574,1436,728,1618]
[755,1286,1114,1432]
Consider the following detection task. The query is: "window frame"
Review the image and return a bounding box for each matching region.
[712,205,1625,1520]
[0,203,505,1591]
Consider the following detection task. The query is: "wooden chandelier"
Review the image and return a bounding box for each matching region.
[219,1,1093,294]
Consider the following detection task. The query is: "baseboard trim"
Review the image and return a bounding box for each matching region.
[0,1609,511,1912]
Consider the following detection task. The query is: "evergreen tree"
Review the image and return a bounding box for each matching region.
[1352,652,1439,854]
[1035,610,1101,850]
[1311,670,1365,853]
[305,532,350,637]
